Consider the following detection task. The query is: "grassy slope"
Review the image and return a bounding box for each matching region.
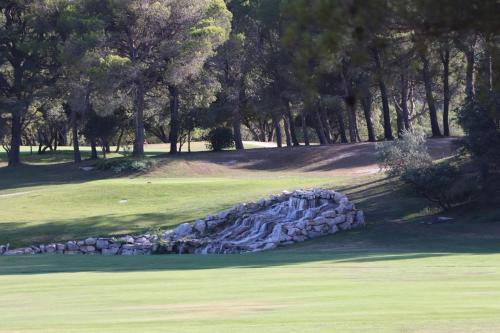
[0,176,340,247]
[1,145,500,332]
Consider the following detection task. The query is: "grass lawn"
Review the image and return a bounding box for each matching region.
[1,230,500,332]
[1,146,499,332]
[0,176,341,247]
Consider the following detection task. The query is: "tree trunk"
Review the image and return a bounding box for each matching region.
[169,86,180,154]
[314,110,328,145]
[372,47,394,140]
[283,115,292,147]
[421,53,443,137]
[301,108,310,146]
[336,109,348,143]
[441,44,451,136]
[70,106,81,163]
[361,95,376,142]
[8,112,22,167]
[133,82,145,157]
[345,102,357,143]
[90,139,98,160]
[115,128,124,153]
[232,86,245,150]
[273,116,283,148]
[465,47,475,101]
[287,107,300,146]
[320,109,333,144]
[232,106,244,150]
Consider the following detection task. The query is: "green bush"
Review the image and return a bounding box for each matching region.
[377,130,481,209]
[456,94,500,177]
[95,158,157,174]
[206,127,235,152]
[376,129,432,176]
[402,162,480,210]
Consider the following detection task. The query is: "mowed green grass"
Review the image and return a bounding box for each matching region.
[0,176,340,247]
[1,147,500,332]
[1,242,500,332]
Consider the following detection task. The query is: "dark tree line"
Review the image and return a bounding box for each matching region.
[1,0,499,167]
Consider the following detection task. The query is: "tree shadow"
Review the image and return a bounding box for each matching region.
[2,173,499,276]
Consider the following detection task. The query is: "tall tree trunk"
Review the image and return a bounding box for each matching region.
[90,139,98,160]
[169,86,180,154]
[372,47,394,140]
[441,43,451,136]
[115,128,124,153]
[8,112,22,167]
[133,82,145,157]
[361,95,376,142]
[301,108,310,146]
[341,65,357,143]
[287,107,300,146]
[421,53,442,137]
[400,71,411,130]
[283,115,292,147]
[465,47,476,101]
[232,86,245,150]
[314,110,328,145]
[336,109,348,143]
[70,106,81,163]
[320,109,333,144]
[274,117,283,148]
[232,107,244,150]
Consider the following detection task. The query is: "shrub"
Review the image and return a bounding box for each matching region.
[402,162,480,210]
[377,130,481,209]
[95,158,157,174]
[206,127,234,152]
[456,94,500,177]
[376,129,432,176]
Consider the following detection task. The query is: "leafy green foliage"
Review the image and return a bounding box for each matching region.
[456,94,500,176]
[95,158,157,174]
[206,127,235,151]
[402,162,480,210]
[376,130,432,177]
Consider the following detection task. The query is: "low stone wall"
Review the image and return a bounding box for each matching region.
[0,189,365,256]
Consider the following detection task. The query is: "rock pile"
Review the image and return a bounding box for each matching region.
[0,189,364,256]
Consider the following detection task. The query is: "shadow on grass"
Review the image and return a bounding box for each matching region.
[1,175,499,276]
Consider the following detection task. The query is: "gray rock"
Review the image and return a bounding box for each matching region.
[174,223,193,237]
[80,245,96,254]
[102,247,119,256]
[134,237,148,244]
[194,220,206,234]
[85,237,97,246]
[66,241,79,251]
[339,221,352,231]
[3,249,25,256]
[120,236,135,244]
[96,239,109,250]
[46,244,57,253]
[56,244,65,252]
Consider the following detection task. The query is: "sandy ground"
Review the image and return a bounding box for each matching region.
[148,137,459,177]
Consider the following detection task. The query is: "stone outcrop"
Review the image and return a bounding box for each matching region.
[0,189,364,256]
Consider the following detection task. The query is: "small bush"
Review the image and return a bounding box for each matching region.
[95,158,157,174]
[206,127,235,152]
[376,129,432,176]
[377,130,481,209]
[402,162,480,210]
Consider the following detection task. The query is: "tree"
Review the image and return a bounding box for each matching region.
[106,0,231,156]
[0,1,62,166]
